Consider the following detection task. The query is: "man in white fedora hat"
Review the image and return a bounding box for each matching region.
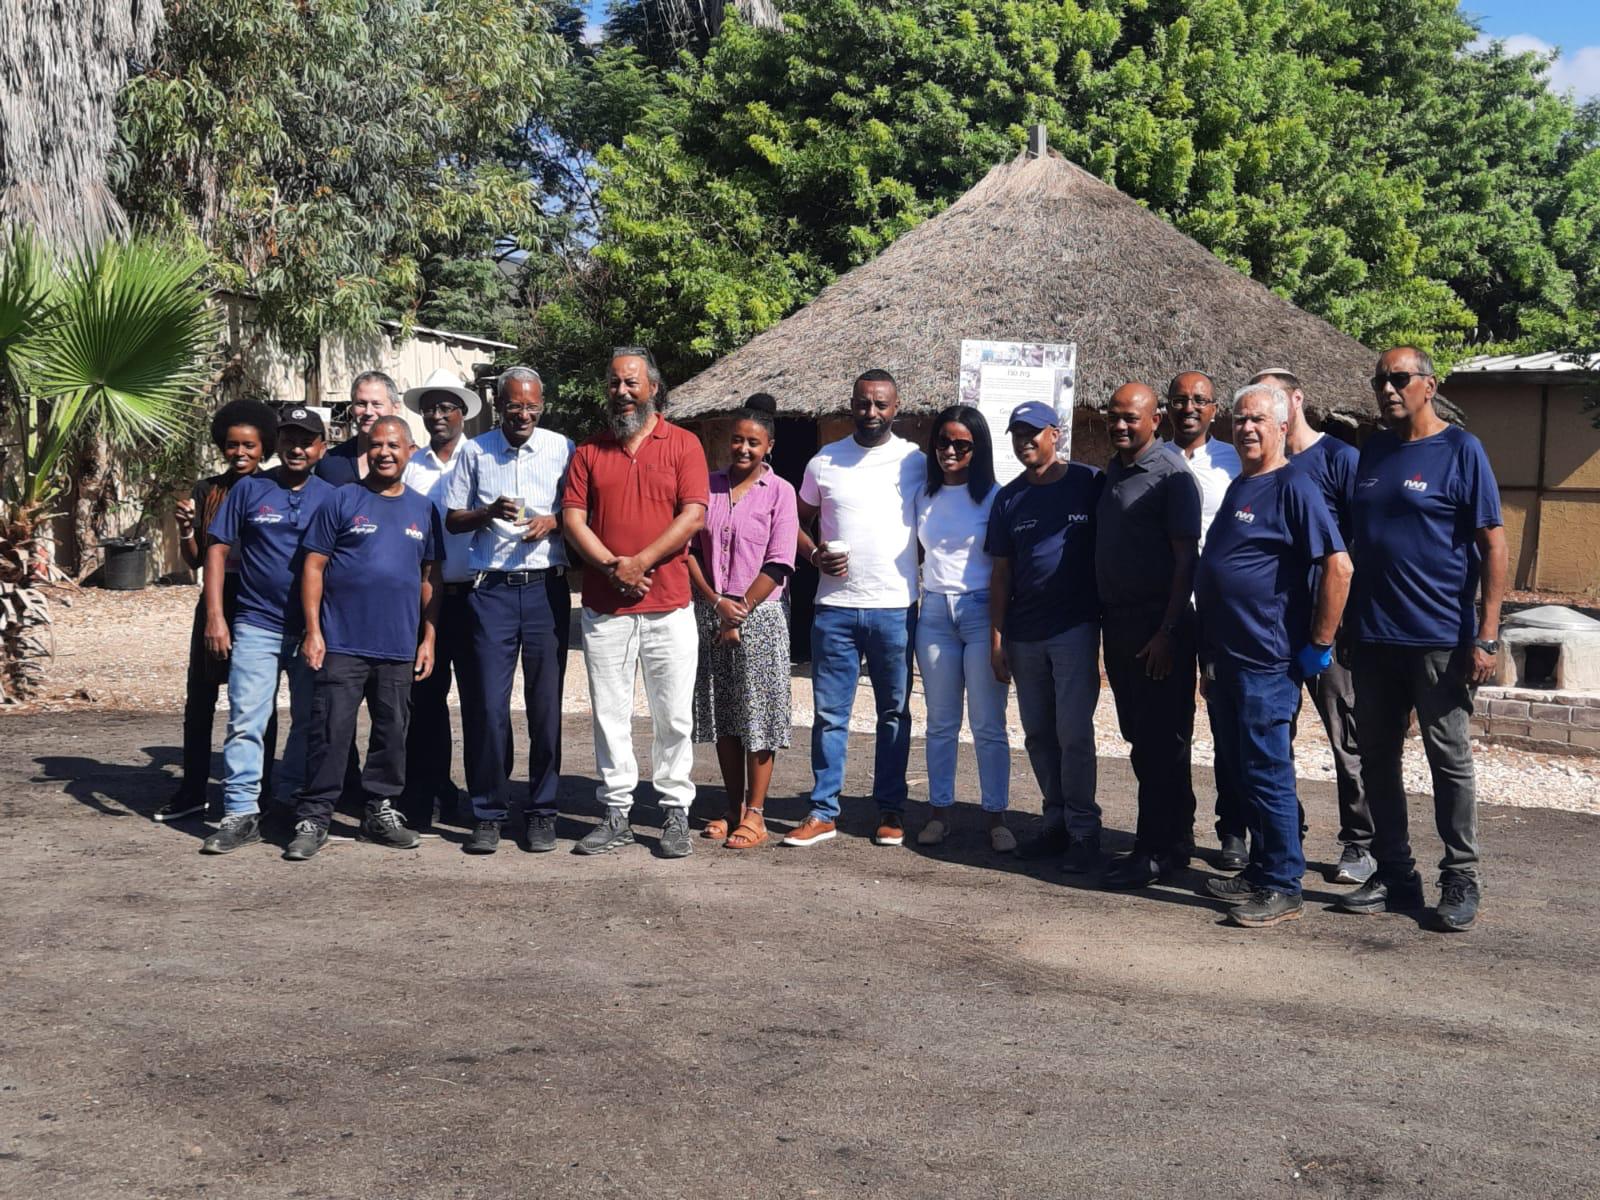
[399,369,483,833]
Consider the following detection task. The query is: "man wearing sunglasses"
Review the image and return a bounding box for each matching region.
[1339,347,1506,931]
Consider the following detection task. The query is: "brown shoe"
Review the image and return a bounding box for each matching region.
[874,812,905,847]
[781,816,837,847]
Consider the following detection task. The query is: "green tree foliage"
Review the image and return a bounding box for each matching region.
[536,0,1600,389]
[115,0,569,350]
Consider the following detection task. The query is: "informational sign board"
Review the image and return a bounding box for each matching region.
[959,339,1076,484]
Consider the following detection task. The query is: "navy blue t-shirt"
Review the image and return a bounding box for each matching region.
[1287,433,1358,541]
[983,463,1104,641]
[1349,425,1502,647]
[207,471,338,636]
[1195,467,1343,671]
[304,484,443,662]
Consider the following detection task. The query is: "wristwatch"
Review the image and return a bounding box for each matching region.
[1473,638,1501,655]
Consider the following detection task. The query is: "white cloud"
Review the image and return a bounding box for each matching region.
[1474,33,1600,101]
[582,21,603,45]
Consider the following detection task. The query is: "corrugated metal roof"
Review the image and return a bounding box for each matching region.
[1453,351,1600,374]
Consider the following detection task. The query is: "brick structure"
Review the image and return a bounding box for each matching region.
[1470,686,1600,754]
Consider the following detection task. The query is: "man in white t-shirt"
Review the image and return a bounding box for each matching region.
[1165,371,1240,549]
[784,369,925,849]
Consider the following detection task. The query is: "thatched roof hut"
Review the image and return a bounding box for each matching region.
[670,149,1381,428]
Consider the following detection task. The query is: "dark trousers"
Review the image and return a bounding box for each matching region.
[1209,661,1304,895]
[181,584,275,797]
[296,653,414,828]
[401,587,473,826]
[1352,642,1481,883]
[1103,604,1197,856]
[464,570,571,823]
[1295,637,1372,847]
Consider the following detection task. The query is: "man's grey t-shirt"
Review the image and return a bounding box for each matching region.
[1095,438,1202,608]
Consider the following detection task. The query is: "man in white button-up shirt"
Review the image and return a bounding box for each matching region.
[444,367,574,856]
[399,370,480,832]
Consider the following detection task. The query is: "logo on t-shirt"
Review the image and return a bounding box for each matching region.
[1065,512,1089,524]
[1014,518,1039,533]
[1233,504,1256,524]
[1402,473,1429,493]
[1358,477,1379,490]
[404,521,425,542]
[350,515,379,535]
[250,503,283,525]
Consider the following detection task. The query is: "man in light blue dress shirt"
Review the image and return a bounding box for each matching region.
[399,369,481,832]
[444,367,575,856]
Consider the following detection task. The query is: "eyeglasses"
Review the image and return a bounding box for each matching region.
[501,405,542,417]
[421,401,463,414]
[1167,393,1213,410]
[935,438,974,456]
[1371,371,1432,393]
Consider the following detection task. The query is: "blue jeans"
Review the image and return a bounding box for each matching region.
[221,621,315,817]
[809,605,915,820]
[916,591,1010,811]
[1207,660,1303,894]
[1007,621,1102,839]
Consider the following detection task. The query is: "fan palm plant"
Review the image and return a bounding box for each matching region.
[0,228,218,701]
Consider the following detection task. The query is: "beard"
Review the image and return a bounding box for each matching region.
[609,395,655,439]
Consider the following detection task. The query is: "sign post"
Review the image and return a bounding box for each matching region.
[959,339,1076,483]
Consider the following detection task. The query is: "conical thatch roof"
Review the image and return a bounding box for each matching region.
[670,151,1381,425]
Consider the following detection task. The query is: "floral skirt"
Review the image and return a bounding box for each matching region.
[692,598,791,751]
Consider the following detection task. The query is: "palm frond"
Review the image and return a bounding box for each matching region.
[0,228,56,389]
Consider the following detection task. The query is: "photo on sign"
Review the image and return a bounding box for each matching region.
[960,339,1077,484]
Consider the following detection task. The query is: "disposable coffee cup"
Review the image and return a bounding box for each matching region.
[826,540,850,556]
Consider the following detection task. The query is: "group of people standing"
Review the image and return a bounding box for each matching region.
[164,342,1505,935]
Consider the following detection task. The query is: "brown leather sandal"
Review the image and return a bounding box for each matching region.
[702,818,732,840]
[724,810,769,850]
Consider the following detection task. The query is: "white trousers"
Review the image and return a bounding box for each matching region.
[582,605,698,811]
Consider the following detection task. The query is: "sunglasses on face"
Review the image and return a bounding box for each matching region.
[1371,371,1432,393]
[422,402,463,415]
[1167,394,1213,410]
[936,438,974,456]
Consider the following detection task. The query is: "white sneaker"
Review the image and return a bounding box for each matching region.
[990,823,1018,853]
[917,817,949,846]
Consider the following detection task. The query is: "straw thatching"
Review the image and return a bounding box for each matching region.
[0,0,161,245]
[671,150,1384,426]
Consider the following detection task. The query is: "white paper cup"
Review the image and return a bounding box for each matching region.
[825,540,850,556]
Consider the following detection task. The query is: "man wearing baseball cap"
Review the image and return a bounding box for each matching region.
[985,401,1107,873]
[199,406,336,855]
[399,369,481,833]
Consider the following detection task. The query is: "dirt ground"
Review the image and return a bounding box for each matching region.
[3,707,1598,1199]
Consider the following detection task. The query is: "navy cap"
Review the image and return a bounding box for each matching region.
[1006,400,1059,432]
[277,406,326,437]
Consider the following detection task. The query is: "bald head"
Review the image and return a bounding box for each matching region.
[368,414,414,446]
[1106,381,1162,461]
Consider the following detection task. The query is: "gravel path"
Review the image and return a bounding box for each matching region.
[21,582,1600,816]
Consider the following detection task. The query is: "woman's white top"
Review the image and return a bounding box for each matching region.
[915,482,999,595]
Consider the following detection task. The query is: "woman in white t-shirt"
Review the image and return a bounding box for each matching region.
[913,405,1014,851]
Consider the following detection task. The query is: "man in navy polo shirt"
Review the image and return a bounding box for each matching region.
[200,407,336,855]
[287,416,444,860]
[1195,383,1351,928]
[1338,347,1506,932]
[986,401,1106,876]
[1254,367,1376,887]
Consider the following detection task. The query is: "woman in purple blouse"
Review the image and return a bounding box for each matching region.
[686,395,799,849]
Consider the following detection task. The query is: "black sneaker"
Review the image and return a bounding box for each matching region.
[1336,871,1425,915]
[658,808,692,859]
[1103,852,1159,890]
[1229,889,1304,928]
[1331,843,1378,885]
[1218,834,1249,872]
[1061,838,1102,879]
[522,812,558,853]
[1433,874,1481,932]
[575,810,635,856]
[1017,824,1069,861]
[1205,875,1257,904]
[200,813,261,855]
[465,821,501,855]
[154,789,207,822]
[284,820,329,861]
[363,800,420,850]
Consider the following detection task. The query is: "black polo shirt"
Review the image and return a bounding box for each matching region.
[314,436,363,486]
[1095,439,1201,609]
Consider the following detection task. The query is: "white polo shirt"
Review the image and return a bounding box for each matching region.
[402,441,474,583]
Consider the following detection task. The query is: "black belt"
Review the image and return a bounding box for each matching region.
[478,567,564,587]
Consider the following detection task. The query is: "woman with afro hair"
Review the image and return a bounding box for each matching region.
[156,399,278,822]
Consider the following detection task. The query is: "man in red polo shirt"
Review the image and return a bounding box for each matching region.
[562,345,710,859]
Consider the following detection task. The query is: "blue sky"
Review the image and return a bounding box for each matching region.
[582,3,1599,99]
